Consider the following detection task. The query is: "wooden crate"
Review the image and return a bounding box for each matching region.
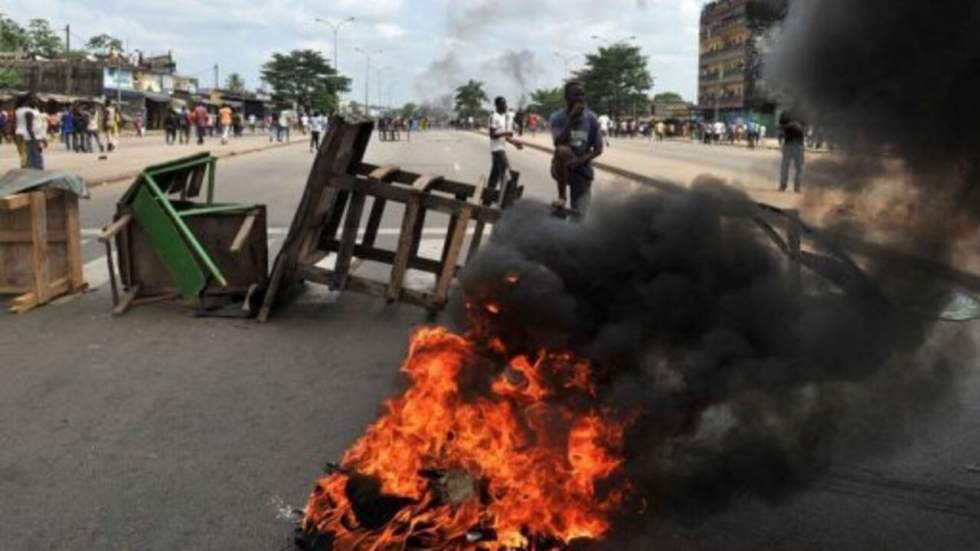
[0,188,86,314]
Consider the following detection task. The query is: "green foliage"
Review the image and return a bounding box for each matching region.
[527,87,564,117]
[261,49,350,113]
[225,73,246,93]
[399,102,419,118]
[453,79,488,121]
[0,66,23,88]
[27,19,63,58]
[653,92,684,103]
[86,33,124,53]
[574,43,654,118]
[0,17,28,52]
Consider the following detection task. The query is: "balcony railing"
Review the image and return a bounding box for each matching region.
[699,43,746,64]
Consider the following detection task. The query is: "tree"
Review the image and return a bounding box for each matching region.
[26,18,63,58]
[0,17,29,52]
[574,43,654,118]
[225,73,246,93]
[399,102,419,119]
[261,49,350,113]
[653,92,684,103]
[527,87,564,117]
[85,33,123,54]
[0,66,23,88]
[453,79,488,122]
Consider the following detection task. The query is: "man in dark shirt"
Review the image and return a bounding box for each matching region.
[549,81,603,212]
[779,111,805,192]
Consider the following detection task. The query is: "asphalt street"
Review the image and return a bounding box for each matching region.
[1,131,978,550]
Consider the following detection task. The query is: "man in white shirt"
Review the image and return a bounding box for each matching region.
[597,114,611,146]
[309,112,326,153]
[488,97,524,197]
[15,95,46,169]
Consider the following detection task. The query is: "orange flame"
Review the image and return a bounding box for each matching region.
[304,327,632,550]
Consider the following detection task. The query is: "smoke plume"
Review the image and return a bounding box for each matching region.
[455,181,970,520]
[481,49,541,98]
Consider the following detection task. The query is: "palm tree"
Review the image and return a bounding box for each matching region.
[454,80,489,123]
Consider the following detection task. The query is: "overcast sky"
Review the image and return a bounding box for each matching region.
[6,0,706,107]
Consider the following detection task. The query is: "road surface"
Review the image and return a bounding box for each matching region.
[0,130,978,550]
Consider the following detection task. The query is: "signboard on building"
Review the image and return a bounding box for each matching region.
[103,67,134,91]
[133,71,163,93]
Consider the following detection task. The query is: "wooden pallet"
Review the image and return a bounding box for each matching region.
[258,118,513,321]
[0,188,87,314]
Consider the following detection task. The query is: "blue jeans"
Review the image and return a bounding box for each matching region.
[26,139,44,170]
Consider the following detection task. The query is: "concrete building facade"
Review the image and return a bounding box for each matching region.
[697,0,786,125]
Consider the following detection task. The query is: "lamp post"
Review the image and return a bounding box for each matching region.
[553,51,581,82]
[376,66,391,115]
[315,17,355,74]
[354,47,382,117]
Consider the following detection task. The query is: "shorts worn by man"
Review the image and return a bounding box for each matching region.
[549,82,603,213]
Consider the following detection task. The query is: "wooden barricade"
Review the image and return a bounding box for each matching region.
[0,188,86,314]
[258,118,511,321]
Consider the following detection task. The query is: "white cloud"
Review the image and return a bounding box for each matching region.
[375,23,408,39]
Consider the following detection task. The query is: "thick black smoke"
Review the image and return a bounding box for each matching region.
[763,0,980,207]
[455,182,968,518]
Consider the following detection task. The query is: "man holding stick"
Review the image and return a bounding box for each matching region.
[549,81,603,214]
[488,96,524,200]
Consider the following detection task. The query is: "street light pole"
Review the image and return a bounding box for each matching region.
[315,16,355,73]
[354,47,382,117]
[376,66,390,114]
[553,51,580,82]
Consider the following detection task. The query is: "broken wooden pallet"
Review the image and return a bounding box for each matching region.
[258,118,517,321]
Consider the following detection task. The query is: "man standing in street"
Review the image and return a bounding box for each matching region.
[15,95,46,169]
[309,111,325,153]
[549,81,603,213]
[488,96,524,198]
[104,99,119,152]
[778,111,806,192]
[60,106,75,151]
[219,104,233,145]
[597,113,611,147]
[164,109,179,145]
[194,102,208,145]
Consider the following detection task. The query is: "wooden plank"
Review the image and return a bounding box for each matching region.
[29,192,50,304]
[434,205,471,300]
[368,164,400,181]
[332,181,368,290]
[386,196,421,302]
[112,284,142,316]
[319,239,445,274]
[229,212,257,253]
[0,194,30,211]
[412,174,444,192]
[99,214,133,242]
[355,163,478,198]
[0,230,67,243]
[64,193,84,290]
[362,197,388,248]
[7,276,69,314]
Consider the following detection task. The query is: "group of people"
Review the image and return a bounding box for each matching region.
[162,104,260,146]
[0,94,124,170]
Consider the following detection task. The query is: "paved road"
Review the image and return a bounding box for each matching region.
[1,131,978,550]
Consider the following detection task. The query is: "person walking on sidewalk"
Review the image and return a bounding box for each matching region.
[309,112,325,153]
[219,104,233,145]
[164,109,179,145]
[177,107,190,144]
[193,102,209,145]
[60,107,75,151]
[549,81,603,213]
[597,113,611,147]
[778,111,806,193]
[488,97,524,198]
[103,99,119,152]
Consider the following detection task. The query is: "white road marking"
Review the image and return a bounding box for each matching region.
[453,162,461,172]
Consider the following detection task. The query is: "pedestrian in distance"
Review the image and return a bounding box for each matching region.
[309,112,325,153]
[219,104,233,145]
[597,113,611,147]
[164,109,179,145]
[0,109,7,145]
[488,96,525,200]
[60,107,75,151]
[549,81,603,214]
[178,107,191,144]
[15,94,46,170]
[778,111,806,193]
[248,113,256,134]
[193,102,208,145]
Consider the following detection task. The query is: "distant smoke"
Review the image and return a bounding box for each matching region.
[481,49,541,98]
[456,181,970,520]
[413,51,464,104]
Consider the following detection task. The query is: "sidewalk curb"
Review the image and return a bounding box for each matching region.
[85,139,303,189]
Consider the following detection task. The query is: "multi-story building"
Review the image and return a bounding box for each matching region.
[697,0,786,125]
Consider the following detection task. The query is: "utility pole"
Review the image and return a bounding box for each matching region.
[553,52,580,82]
[214,64,219,90]
[315,17,355,74]
[64,24,71,94]
[376,66,390,115]
[355,48,382,117]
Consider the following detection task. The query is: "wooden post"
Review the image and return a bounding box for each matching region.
[332,181,367,290]
[29,192,50,304]
[64,193,85,291]
[387,196,421,302]
[434,205,471,302]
